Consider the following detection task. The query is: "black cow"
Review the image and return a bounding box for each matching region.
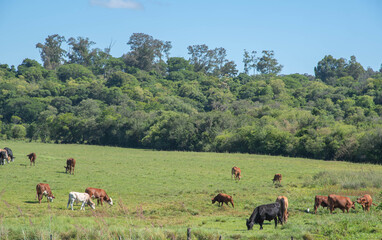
[246,198,285,230]
[4,147,14,162]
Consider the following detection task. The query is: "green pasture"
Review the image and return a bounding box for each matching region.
[0,141,382,239]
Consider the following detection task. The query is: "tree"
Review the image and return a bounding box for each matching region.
[36,34,66,70]
[167,57,192,72]
[256,50,283,74]
[346,55,365,80]
[56,64,94,82]
[187,45,236,76]
[106,71,138,87]
[123,33,172,71]
[67,36,97,67]
[17,58,46,82]
[243,49,257,74]
[314,55,347,83]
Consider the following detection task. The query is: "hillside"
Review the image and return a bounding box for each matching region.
[0,141,381,239]
[1,34,382,163]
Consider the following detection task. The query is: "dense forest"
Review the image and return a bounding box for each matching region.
[1,33,382,163]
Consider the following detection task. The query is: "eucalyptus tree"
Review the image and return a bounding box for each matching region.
[256,50,283,75]
[124,33,172,71]
[36,34,66,70]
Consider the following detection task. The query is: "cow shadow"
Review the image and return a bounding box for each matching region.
[56,171,68,174]
[24,201,39,204]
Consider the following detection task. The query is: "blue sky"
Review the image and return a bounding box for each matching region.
[1,0,381,74]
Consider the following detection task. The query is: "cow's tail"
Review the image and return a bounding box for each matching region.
[280,198,286,224]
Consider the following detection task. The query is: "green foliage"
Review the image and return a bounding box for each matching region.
[56,63,95,82]
[10,124,26,139]
[106,71,138,87]
[1,33,382,163]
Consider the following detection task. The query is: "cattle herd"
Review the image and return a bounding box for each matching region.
[35,159,114,210]
[1,150,379,231]
[213,167,378,231]
[1,148,113,211]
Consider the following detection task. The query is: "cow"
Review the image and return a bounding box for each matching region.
[246,198,286,230]
[27,153,37,166]
[67,192,95,210]
[65,158,76,175]
[211,193,234,208]
[357,194,376,211]
[0,150,8,165]
[85,187,113,206]
[231,166,241,180]
[314,195,329,214]
[4,147,14,162]
[36,183,55,204]
[272,174,282,184]
[275,196,289,223]
[328,194,355,213]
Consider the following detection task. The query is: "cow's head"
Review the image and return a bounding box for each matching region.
[47,196,55,202]
[88,200,96,209]
[347,201,356,209]
[107,197,113,206]
[357,197,366,204]
[211,198,216,204]
[246,219,254,230]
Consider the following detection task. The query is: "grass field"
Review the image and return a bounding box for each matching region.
[0,141,382,240]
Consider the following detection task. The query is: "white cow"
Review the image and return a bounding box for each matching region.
[67,192,95,210]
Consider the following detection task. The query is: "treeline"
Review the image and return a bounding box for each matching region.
[1,33,382,163]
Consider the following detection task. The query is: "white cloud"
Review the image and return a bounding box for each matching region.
[90,0,143,10]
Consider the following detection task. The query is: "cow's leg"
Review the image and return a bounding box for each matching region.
[72,167,75,175]
[314,203,318,214]
[67,198,70,209]
[100,198,103,206]
[38,194,42,204]
[259,220,264,230]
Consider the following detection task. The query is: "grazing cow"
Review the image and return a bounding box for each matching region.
[0,150,8,165]
[328,194,355,213]
[4,147,14,162]
[246,198,285,230]
[314,195,329,214]
[231,166,242,180]
[65,158,76,175]
[27,153,37,166]
[85,187,113,206]
[272,174,282,184]
[275,196,289,223]
[211,193,234,208]
[357,194,376,211]
[36,183,55,204]
[67,192,95,210]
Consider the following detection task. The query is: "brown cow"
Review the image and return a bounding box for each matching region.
[27,153,36,166]
[231,166,241,180]
[328,194,355,213]
[85,187,113,206]
[314,195,329,214]
[36,183,55,204]
[273,174,282,184]
[211,193,234,208]
[357,194,376,211]
[65,158,76,175]
[276,196,289,223]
